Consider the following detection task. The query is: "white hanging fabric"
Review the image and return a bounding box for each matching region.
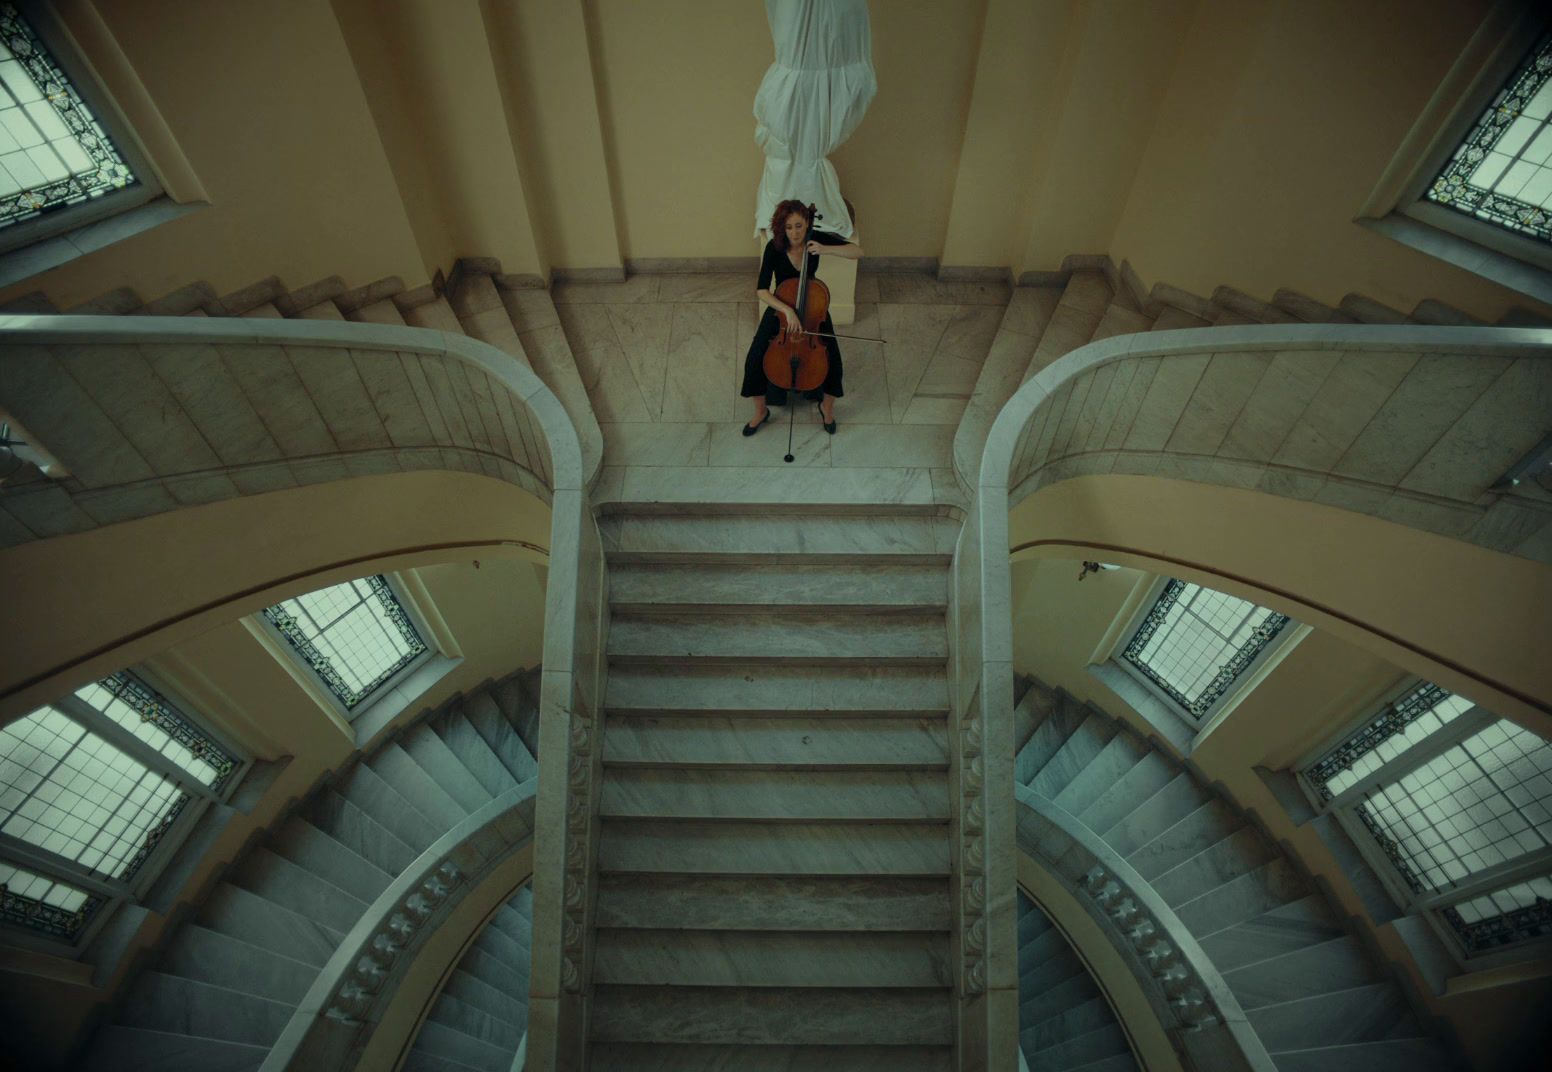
[752,0,875,240]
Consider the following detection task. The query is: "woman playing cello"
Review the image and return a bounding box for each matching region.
[740,199,863,436]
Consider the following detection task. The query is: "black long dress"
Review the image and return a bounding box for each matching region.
[740,231,847,404]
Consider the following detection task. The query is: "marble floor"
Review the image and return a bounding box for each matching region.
[550,269,1012,504]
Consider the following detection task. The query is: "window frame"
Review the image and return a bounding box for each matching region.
[0,0,162,257]
[1295,678,1552,969]
[1110,575,1299,731]
[0,667,250,955]
[255,572,439,725]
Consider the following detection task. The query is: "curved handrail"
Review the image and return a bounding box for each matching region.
[951,322,1551,1059]
[262,780,538,1071]
[1016,786,1274,1072]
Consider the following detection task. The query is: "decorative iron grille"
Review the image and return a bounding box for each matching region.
[1424,31,1552,243]
[0,876,100,939]
[0,3,139,230]
[96,672,237,790]
[1121,580,1290,719]
[1443,884,1552,953]
[263,575,427,709]
[1306,681,1454,801]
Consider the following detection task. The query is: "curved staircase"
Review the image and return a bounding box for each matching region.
[403,885,534,1072]
[1013,675,1459,1072]
[1017,893,1140,1072]
[80,668,541,1071]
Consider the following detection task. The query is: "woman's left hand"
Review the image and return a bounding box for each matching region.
[805,239,824,255]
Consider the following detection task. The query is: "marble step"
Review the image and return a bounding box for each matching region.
[459,921,529,973]
[1222,935,1378,1009]
[461,691,538,784]
[1051,732,1144,817]
[460,943,531,994]
[308,790,419,876]
[1152,827,1279,908]
[81,1026,268,1071]
[599,512,958,564]
[441,967,526,1029]
[424,991,523,1051]
[594,873,952,931]
[411,1019,515,1070]
[1018,944,1088,996]
[1020,993,1117,1056]
[229,847,367,935]
[606,609,948,666]
[1268,1038,1455,1072]
[593,929,952,987]
[366,742,470,828]
[1014,695,1089,785]
[1019,970,1101,1030]
[158,923,316,1006]
[272,817,394,905]
[586,1043,953,1070]
[599,769,950,821]
[1195,894,1345,973]
[332,762,442,852]
[433,708,522,799]
[598,820,951,876]
[1018,927,1078,984]
[1076,750,1177,836]
[1126,799,1242,881]
[400,727,494,813]
[1248,982,1422,1051]
[118,971,293,1047]
[596,465,944,510]
[1053,1055,1138,1072]
[589,985,953,1045]
[608,561,949,611]
[1023,1021,1131,1071]
[602,713,950,769]
[1100,773,1213,857]
[401,1050,491,1072]
[1174,858,1307,939]
[606,664,950,716]
[1018,903,1053,945]
[1027,712,1117,799]
[197,882,344,968]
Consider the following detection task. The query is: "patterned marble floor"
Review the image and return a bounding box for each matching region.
[550,270,1011,485]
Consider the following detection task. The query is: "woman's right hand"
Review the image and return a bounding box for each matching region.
[781,306,803,335]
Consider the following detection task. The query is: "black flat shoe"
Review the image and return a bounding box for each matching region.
[742,413,770,437]
[817,400,836,434]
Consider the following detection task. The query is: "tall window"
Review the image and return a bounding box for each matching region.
[1424,31,1552,245]
[1120,579,1291,721]
[262,575,428,714]
[1303,681,1552,957]
[0,3,142,237]
[0,672,240,943]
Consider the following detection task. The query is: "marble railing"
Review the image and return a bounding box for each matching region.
[264,782,539,1071]
[0,317,608,1071]
[954,324,1551,1061]
[1016,786,1275,1072]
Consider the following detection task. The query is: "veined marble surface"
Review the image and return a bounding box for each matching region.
[554,269,1010,504]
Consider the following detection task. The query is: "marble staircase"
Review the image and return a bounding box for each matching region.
[80,669,541,1071]
[1013,677,1459,1072]
[587,505,958,1070]
[1016,893,1141,1072]
[403,885,534,1072]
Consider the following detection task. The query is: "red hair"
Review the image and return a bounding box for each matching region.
[769,200,816,251]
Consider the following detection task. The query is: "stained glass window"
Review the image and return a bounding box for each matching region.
[1425,32,1552,243]
[262,575,427,711]
[0,3,139,232]
[1304,682,1552,954]
[1121,580,1290,720]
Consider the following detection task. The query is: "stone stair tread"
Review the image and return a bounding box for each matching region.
[367,741,471,828]
[1125,799,1241,880]
[1247,982,1424,1051]
[598,820,951,876]
[595,873,952,931]
[599,512,958,562]
[1195,893,1344,973]
[412,1019,516,1070]
[605,664,950,715]
[1021,993,1118,1056]
[1027,712,1117,799]
[1022,1021,1130,1068]
[1015,695,1089,786]
[273,816,395,904]
[434,708,522,799]
[1266,1037,1454,1071]
[586,1043,953,1070]
[441,968,527,1029]
[593,929,951,988]
[589,985,953,1045]
[1058,1054,1141,1072]
[333,762,442,852]
[599,768,950,821]
[1222,935,1378,1009]
[1100,773,1212,857]
[81,1026,269,1071]
[400,727,495,813]
[602,713,949,769]
[1076,750,1176,836]
[425,991,523,1050]
[230,846,368,934]
[197,881,345,967]
[606,610,948,665]
[608,561,948,609]
[1151,826,1279,907]
[401,1048,495,1072]
[462,691,539,783]
[118,971,294,1047]
[308,789,420,876]
[1051,733,1141,817]
[1020,971,1101,1030]
[1174,858,1307,938]
[158,923,317,1006]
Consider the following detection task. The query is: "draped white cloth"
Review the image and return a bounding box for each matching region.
[752,0,875,240]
